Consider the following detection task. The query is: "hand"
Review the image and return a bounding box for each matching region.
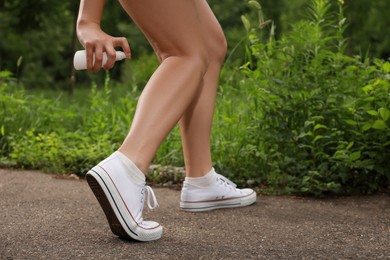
[77,21,131,72]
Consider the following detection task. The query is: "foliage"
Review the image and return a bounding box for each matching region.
[0,1,77,88]
[1,0,389,89]
[0,72,136,174]
[257,0,390,59]
[344,0,390,59]
[236,0,390,195]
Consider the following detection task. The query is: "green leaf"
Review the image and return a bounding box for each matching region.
[362,85,373,94]
[339,17,347,27]
[0,70,13,78]
[0,125,4,136]
[346,142,354,150]
[314,124,328,131]
[383,62,390,73]
[349,151,361,161]
[363,97,375,102]
[372,120,387,130]
[241,15,251,32]
[304,120,315,128]
[17,56,23,68]
[313,135,326,143]
[361,123,372,132]
[345,119,357,126]
[311,116,325,121]
[373,79,388,87]
[297,132,311,139]
[379,108,390,121]
[248,0,261,10]
[367,110,378,116]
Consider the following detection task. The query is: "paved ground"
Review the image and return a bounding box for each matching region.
[1,169,389,259]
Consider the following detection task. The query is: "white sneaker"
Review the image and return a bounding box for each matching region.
[180,168,257,212]
[86,152,163,241]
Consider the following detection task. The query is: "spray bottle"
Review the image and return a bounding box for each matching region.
[73,50,126,70]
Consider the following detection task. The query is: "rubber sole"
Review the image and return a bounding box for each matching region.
[86,174,132,240]
[180,191,257,212]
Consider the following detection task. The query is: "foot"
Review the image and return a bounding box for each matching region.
[180,168,257,212]
[86,151,163,241]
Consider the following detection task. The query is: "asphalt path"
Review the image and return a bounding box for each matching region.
[1,169,389,259]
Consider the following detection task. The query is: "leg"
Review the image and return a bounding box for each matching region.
[177,1,257,211]
[85,0,211,241]
[179,0,227,177]
[117,0,209,173]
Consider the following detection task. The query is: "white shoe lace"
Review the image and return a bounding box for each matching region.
[144,185,159,209]
[216,173,246,195]
[137,185,159,224]
[216,173,237,189]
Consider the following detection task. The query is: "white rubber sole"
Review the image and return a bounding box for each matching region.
[180,191,257,212]
[86,167,162,241]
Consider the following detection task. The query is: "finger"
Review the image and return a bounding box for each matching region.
[114,37,131,59]
[93,46,104,72]
[85,42,95,71]
[103,46,117,70]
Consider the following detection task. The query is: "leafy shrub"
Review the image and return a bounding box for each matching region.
[0,73,137,174]
[234,0,390,195]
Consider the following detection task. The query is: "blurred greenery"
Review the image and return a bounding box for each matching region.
[0,0,389,89]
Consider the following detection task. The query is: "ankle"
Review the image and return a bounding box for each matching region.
[185,164,213,178]
[185,168,216,187]
[117,149,149,175]
[106,151,146,185]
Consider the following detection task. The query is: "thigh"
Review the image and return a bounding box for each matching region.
[193,0,227,54]
[118,0,206,59]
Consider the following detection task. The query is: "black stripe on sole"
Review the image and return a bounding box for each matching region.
[86,173,133,240]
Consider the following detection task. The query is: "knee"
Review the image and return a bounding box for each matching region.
[192,49,210,75]
[160,47,210,76]
[187,46,210,75]
[206,36,227,66]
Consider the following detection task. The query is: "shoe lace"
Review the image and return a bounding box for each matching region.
[137,185,159,224]
[143,185,159,210]
[216,174,237,189]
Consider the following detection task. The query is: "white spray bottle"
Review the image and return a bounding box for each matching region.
[73,50,127,70]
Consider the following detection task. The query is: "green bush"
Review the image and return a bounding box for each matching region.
[0,73,136,174]
[234,0,390,195]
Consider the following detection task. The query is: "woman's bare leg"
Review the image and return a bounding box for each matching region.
[117,0,209,174]
[178,0,227,177]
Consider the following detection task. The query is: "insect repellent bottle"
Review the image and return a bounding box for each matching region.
[73,50,127,70]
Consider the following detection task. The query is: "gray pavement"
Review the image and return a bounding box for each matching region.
[1,169,390,259]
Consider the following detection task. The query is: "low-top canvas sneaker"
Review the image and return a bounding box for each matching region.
[86,151,163,241]
[180,168,257,212]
